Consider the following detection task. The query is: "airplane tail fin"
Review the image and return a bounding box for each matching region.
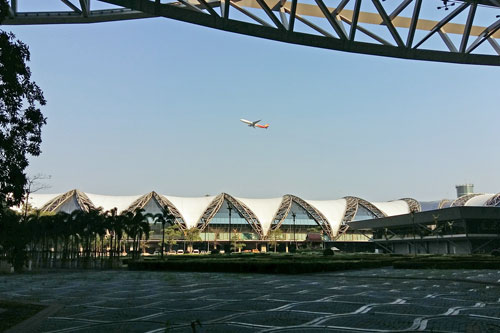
[256,124,269,129]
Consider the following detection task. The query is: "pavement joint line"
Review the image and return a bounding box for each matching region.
[468,313,500,320]
[42,323,96,333]
[204,310,252,323]
[48,316,111,323]
[130,311,166,321]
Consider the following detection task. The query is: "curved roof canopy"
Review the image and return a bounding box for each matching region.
[23,189,500,237]
[164,195,217,229]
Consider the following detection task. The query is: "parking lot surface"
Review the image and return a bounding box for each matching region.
[1,268,500,332]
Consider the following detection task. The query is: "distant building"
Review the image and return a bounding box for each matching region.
[456,184,474,198]
[349,206,500,254]
[18,187,500,253]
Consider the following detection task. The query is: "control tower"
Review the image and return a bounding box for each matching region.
[456,184,474,198]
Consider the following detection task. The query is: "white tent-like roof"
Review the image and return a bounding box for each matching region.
[464,194,495,207]
[233,197,283,235]
[23,190,464,237]
[371,200,410,217]
[305,199,347,236]
[164,195,216,229]
[26,193,62,211]
[85,193,142,213]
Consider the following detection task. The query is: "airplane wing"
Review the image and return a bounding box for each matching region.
[252,120,261,125]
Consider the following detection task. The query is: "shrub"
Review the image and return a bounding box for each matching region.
[210,249,220,255]
[491,249,500,257]
[323,248,335,256]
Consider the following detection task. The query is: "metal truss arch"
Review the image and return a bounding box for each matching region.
[197,193,225,230]
[343,196,386,220]
[220,193,265,238]
[40,189,95,213]
[333,196,359,240]
[450,193,484,207]
[3,0,500,65]
[270,195,293,231]
[438,199,451,209]
[341,196,360,223]
[485,193,500,207]
[278,195,334,239]
[400,198,422,213]
[125,191,187,230]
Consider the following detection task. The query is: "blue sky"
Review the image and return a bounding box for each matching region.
[6,11,500,201]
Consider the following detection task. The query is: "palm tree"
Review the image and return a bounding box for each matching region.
[149,208,176,259]
[124,209,149,260]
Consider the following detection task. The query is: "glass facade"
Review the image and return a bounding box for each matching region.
[352,205,378,221]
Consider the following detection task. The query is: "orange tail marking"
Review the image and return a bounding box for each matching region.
[257,124,269,129]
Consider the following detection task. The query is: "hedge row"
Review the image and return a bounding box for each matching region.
[128,259,390,274]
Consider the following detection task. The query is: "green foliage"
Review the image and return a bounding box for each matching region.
[0,0,9,22]
[185,227,201,242]
[128,256,391,274]
[323,248,335,256]
[0,9,47,210]
[0,209,29,271]
[230,233,245,253]
[268,229,284,252]
[164,224,181,252]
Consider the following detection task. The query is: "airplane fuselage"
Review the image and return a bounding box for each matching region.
[240,118,269,129]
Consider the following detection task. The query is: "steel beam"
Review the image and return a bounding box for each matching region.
[467,19,500,53]
[288,0,297,31]
[315,0,347,39]
[255,0,285,29]
[372,0,404,47]
[413,2,469,49]
[406,0,421,48]
[4,0,500,65]
[349,0,362,41]
[460,2,477,53]
[61,0,82,13]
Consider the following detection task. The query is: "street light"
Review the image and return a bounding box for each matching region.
[411,211,416,256]
[228,203,233,253]
[292,212,297,251]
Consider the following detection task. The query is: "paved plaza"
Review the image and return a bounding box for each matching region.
[1,268,500,332]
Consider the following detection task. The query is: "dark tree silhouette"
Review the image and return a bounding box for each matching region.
[0,1,47,211]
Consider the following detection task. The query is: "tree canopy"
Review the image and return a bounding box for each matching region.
[0,1,47,210]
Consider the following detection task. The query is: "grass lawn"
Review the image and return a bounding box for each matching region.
[0,300,46,332]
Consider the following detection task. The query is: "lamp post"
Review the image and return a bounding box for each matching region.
[292,212,297,250]
[228,203,232,253]
[411,211,416,256]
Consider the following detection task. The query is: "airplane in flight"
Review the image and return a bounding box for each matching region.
[240,119,269,129]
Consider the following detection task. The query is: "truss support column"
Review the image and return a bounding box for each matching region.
[460,3,477,53]
[350,0,362,41]
[315,0,346,40]
[488,38,500,55]
[80,0,90,17]
[221,0,230,19]
[406,0,421,48]
[288,0,297,32]
[372,0,404,47]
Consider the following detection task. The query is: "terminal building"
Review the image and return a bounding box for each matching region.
[21,185,500,254]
